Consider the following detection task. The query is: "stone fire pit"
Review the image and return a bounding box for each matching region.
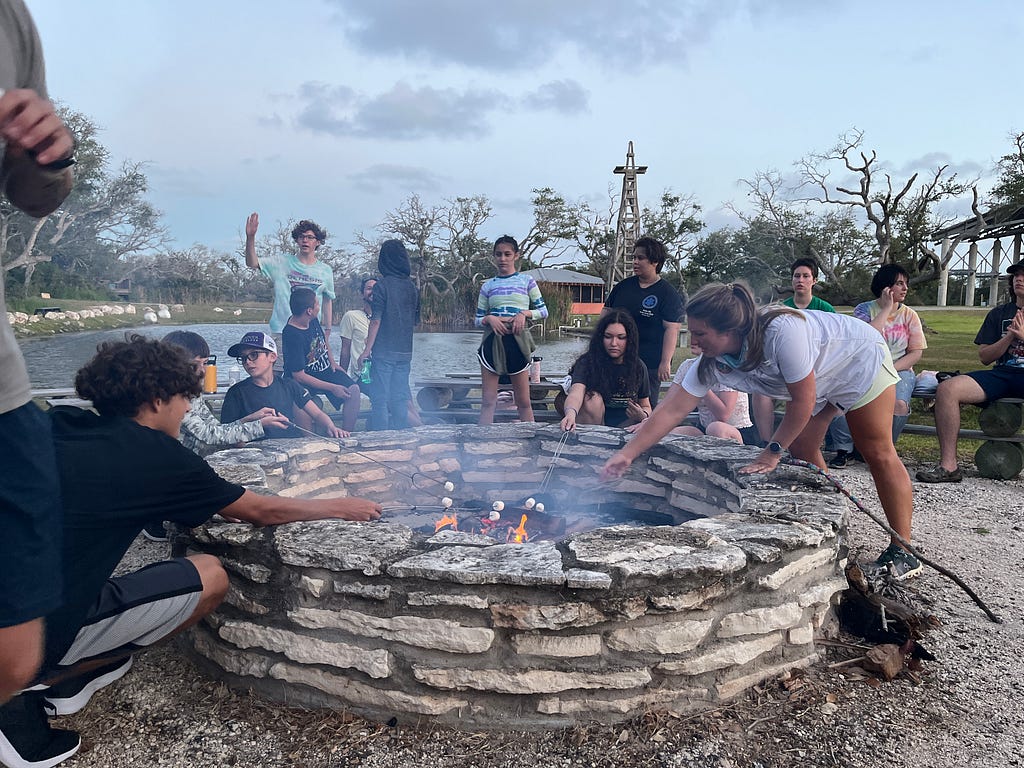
[182,423,850,728]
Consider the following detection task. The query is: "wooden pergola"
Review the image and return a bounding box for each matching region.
[930,203,1024,306]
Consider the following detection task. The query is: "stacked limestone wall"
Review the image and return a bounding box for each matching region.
[182,423,849,728]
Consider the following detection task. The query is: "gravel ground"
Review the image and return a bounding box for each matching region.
[56,461,1023,768]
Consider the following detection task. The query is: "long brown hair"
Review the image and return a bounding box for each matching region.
[686,283,802,385]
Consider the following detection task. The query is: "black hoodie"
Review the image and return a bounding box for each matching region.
[370,240,420,358]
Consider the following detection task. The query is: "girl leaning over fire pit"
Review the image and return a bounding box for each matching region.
[600,282,920,580]
[560,310,652,430]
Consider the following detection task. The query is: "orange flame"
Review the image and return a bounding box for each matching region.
[508,513,529,544]
[435,513,458,532]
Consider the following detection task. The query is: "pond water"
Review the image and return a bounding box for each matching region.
[20,324,589,389]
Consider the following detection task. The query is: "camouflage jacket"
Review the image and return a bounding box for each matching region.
[179,395,263,456]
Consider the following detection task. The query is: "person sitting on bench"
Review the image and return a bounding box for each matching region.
[917,260,1024,483]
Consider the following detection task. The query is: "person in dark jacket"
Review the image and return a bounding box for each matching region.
[356,240,420,430]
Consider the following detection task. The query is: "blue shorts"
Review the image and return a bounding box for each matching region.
[0,403,62,628]
[966,365,1024,403]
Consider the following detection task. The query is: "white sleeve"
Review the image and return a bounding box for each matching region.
[768,316,815,384]
[674,355,711,398]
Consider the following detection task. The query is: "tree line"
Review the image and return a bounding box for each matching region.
[6,106,1024,323]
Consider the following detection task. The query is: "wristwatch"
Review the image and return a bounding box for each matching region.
[767,441,783,454]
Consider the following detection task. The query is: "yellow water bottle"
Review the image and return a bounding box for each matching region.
[203,355,218,393]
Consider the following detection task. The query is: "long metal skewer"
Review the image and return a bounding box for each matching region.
[538,429,571,494]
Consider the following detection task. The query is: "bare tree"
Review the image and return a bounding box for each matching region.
[797,129,969,279]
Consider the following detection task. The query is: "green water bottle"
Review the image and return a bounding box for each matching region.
[359,359,372,385]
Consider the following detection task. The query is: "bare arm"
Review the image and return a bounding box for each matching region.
[301,398,347,438]
[339,336,354,374]
[221,488,381,526]
[979,310,1024,365]
[600,383,700,479]
[356,318,381,367]
[322,298,333,341]
[559,382,589,431]
[895,349,923,372]
[659,321,681,381]
[0,89,75,217]
[292,369,350,401]
[740,373,816,474]
[244,212,260,269]
[702,388,738,423]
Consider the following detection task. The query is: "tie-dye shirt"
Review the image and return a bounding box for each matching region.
[852,301,926,363]
[475,272,548,326]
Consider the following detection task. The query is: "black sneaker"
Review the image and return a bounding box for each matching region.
[0,692,80,768]
[828,450,849,469]
[915,465,963,483]
[43,657,132,717]
[873,543,923,580]
[142,521,168,542]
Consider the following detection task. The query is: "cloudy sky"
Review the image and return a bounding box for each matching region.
[28,0,1024,257]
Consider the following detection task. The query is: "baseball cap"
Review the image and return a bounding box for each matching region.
[1006,261,1024,276]
[227,331,277,358]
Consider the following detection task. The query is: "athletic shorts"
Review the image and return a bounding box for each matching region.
[0,403,63,628]
[849,344,900,412]
[965,365,1024,402]
[478,333,530,376]
[54,558,202,668]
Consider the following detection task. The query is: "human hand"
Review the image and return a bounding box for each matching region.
[326,425,349,439]
[260,412,291,431]
[329,497,382,522]
[333,384,351,399]
[738,449,781,475]
[625,400,648,422]
[600,451,633,480]
[511,312,527,335]
[560,411,577,432]
[1010,310,1024,339]
[245,212,259,239]
[877,287,895,314]
[488,315,510,335]
[0,89,74,164]
[243,407,277,423]
[658,362,672,382]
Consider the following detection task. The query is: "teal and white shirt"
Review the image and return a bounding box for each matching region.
[260,253,336,333]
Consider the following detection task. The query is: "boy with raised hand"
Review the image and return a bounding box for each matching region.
[221,331,347,439]
[244,214,337,363]
[0,335,379,768]
[282,288,362,432]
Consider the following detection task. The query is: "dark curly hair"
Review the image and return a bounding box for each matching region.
[75,334,203,417]
[291,219,327,246]
[869,263,909,298]
[569,310,648,401]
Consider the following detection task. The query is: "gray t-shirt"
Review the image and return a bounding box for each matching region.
[0,0,49,413]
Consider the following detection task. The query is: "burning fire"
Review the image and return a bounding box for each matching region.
[434,513,458,532]
[508,514,529,544]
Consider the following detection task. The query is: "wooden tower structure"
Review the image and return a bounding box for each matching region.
[607,141,647,290]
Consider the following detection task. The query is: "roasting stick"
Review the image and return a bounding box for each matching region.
[538,429,571,494]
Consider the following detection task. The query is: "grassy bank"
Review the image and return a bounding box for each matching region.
[10,299,273,339]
